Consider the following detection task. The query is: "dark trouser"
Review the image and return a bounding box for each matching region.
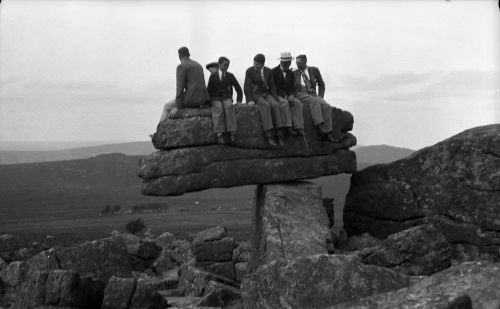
[296,91,332,133]
[256,95,284,131]
[211,98,236,133]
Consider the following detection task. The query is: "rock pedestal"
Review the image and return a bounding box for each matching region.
[249,181,330,271]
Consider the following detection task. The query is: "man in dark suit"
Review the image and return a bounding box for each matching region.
[244,54,288,146]
[272,52,304,135]
[206,56,243,144]
[294,54,339,142]
[159,47,209,122]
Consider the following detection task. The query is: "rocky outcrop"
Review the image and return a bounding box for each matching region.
[139,104,357,196]
[344,124,500,261]
[241,254,411,309]
[362,224,451,275]
[57,237,132,282]
[192,227,236,281]
[15,269,104,309]
[332,261,500,309]
[250,182,330,270]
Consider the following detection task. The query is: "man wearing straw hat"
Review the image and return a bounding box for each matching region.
[272,51,304,136]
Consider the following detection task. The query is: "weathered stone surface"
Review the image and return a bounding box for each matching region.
[232,241,250,263]
[165,240,193,267]
[16,270,104,308]
[155,232,176,249]
[101,276,136,309]
[332,261,500,309]
[192,226,227,247]
[196,261,235,281]
[362,224,451,275]
[0,261,27,288]
[344,124,500,261]
[250,182,330,270]
[141,148,356,196]
[152,104,353,150]
[56,237,132,282]
[197,280,241,308]
[234,262,248,282]
[129,277,169,309]
[337,232,380,252]
[44,270,104,308]
[241,254,410,309]
[178,265,237,297]
[194,237,234,262]
[14,270,49,309]
[152,247,176,274]
[127,239,161,261]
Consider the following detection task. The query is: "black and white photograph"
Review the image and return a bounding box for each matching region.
[0,0,499,307]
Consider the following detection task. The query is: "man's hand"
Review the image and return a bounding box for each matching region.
[247,101,255,106]
[169,107,179,118]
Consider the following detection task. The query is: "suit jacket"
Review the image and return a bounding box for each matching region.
[294,66,326,98]
[244,66,277,102]
[175,58,209,108]
[206,71,243,102]
[271,65,296,97]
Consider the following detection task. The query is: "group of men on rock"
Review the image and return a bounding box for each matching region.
[160,46,341,146]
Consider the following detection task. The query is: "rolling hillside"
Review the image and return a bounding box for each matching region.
[0,143,413,239]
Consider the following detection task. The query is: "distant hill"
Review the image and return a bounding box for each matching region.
[0,141,154,165]
[0,141,414,166]
[354,144,414,167]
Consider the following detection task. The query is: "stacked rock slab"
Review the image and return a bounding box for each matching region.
[138,103,356,195]
[192,226,236,280]
[249,182,331,271]
[343,124,500,262]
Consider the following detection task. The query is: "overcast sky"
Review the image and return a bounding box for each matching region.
[0,0,498,150]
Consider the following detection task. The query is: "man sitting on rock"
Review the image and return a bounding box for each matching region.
[159,46,209,123]
[294,54,341,142]
[206,56,243,144]
[272,52,304,136]
[244,53,292,147]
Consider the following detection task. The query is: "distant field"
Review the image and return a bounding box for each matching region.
[0,144,412,247]
[0,153,353,245]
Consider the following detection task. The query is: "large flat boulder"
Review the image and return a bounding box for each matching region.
[332,261,500,309]
[250,182,330,270]
[152,103,353,150]
[344,124,500,261]
[241,254,410,309]
[139,104,356,196]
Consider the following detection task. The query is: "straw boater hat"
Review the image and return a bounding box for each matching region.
[278,52,293,61]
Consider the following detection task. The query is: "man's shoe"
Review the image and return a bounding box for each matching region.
[287,127,297,136]
[217,133,226,145]
[325,133,336,143]
[267,138,278,147]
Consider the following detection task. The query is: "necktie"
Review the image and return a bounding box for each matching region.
[260,69,268,89]
[301,70,312,90]
[222,72,226,80]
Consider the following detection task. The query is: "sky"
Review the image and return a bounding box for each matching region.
[0,0,498,150]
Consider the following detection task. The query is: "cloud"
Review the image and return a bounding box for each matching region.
[336,70,499,102]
